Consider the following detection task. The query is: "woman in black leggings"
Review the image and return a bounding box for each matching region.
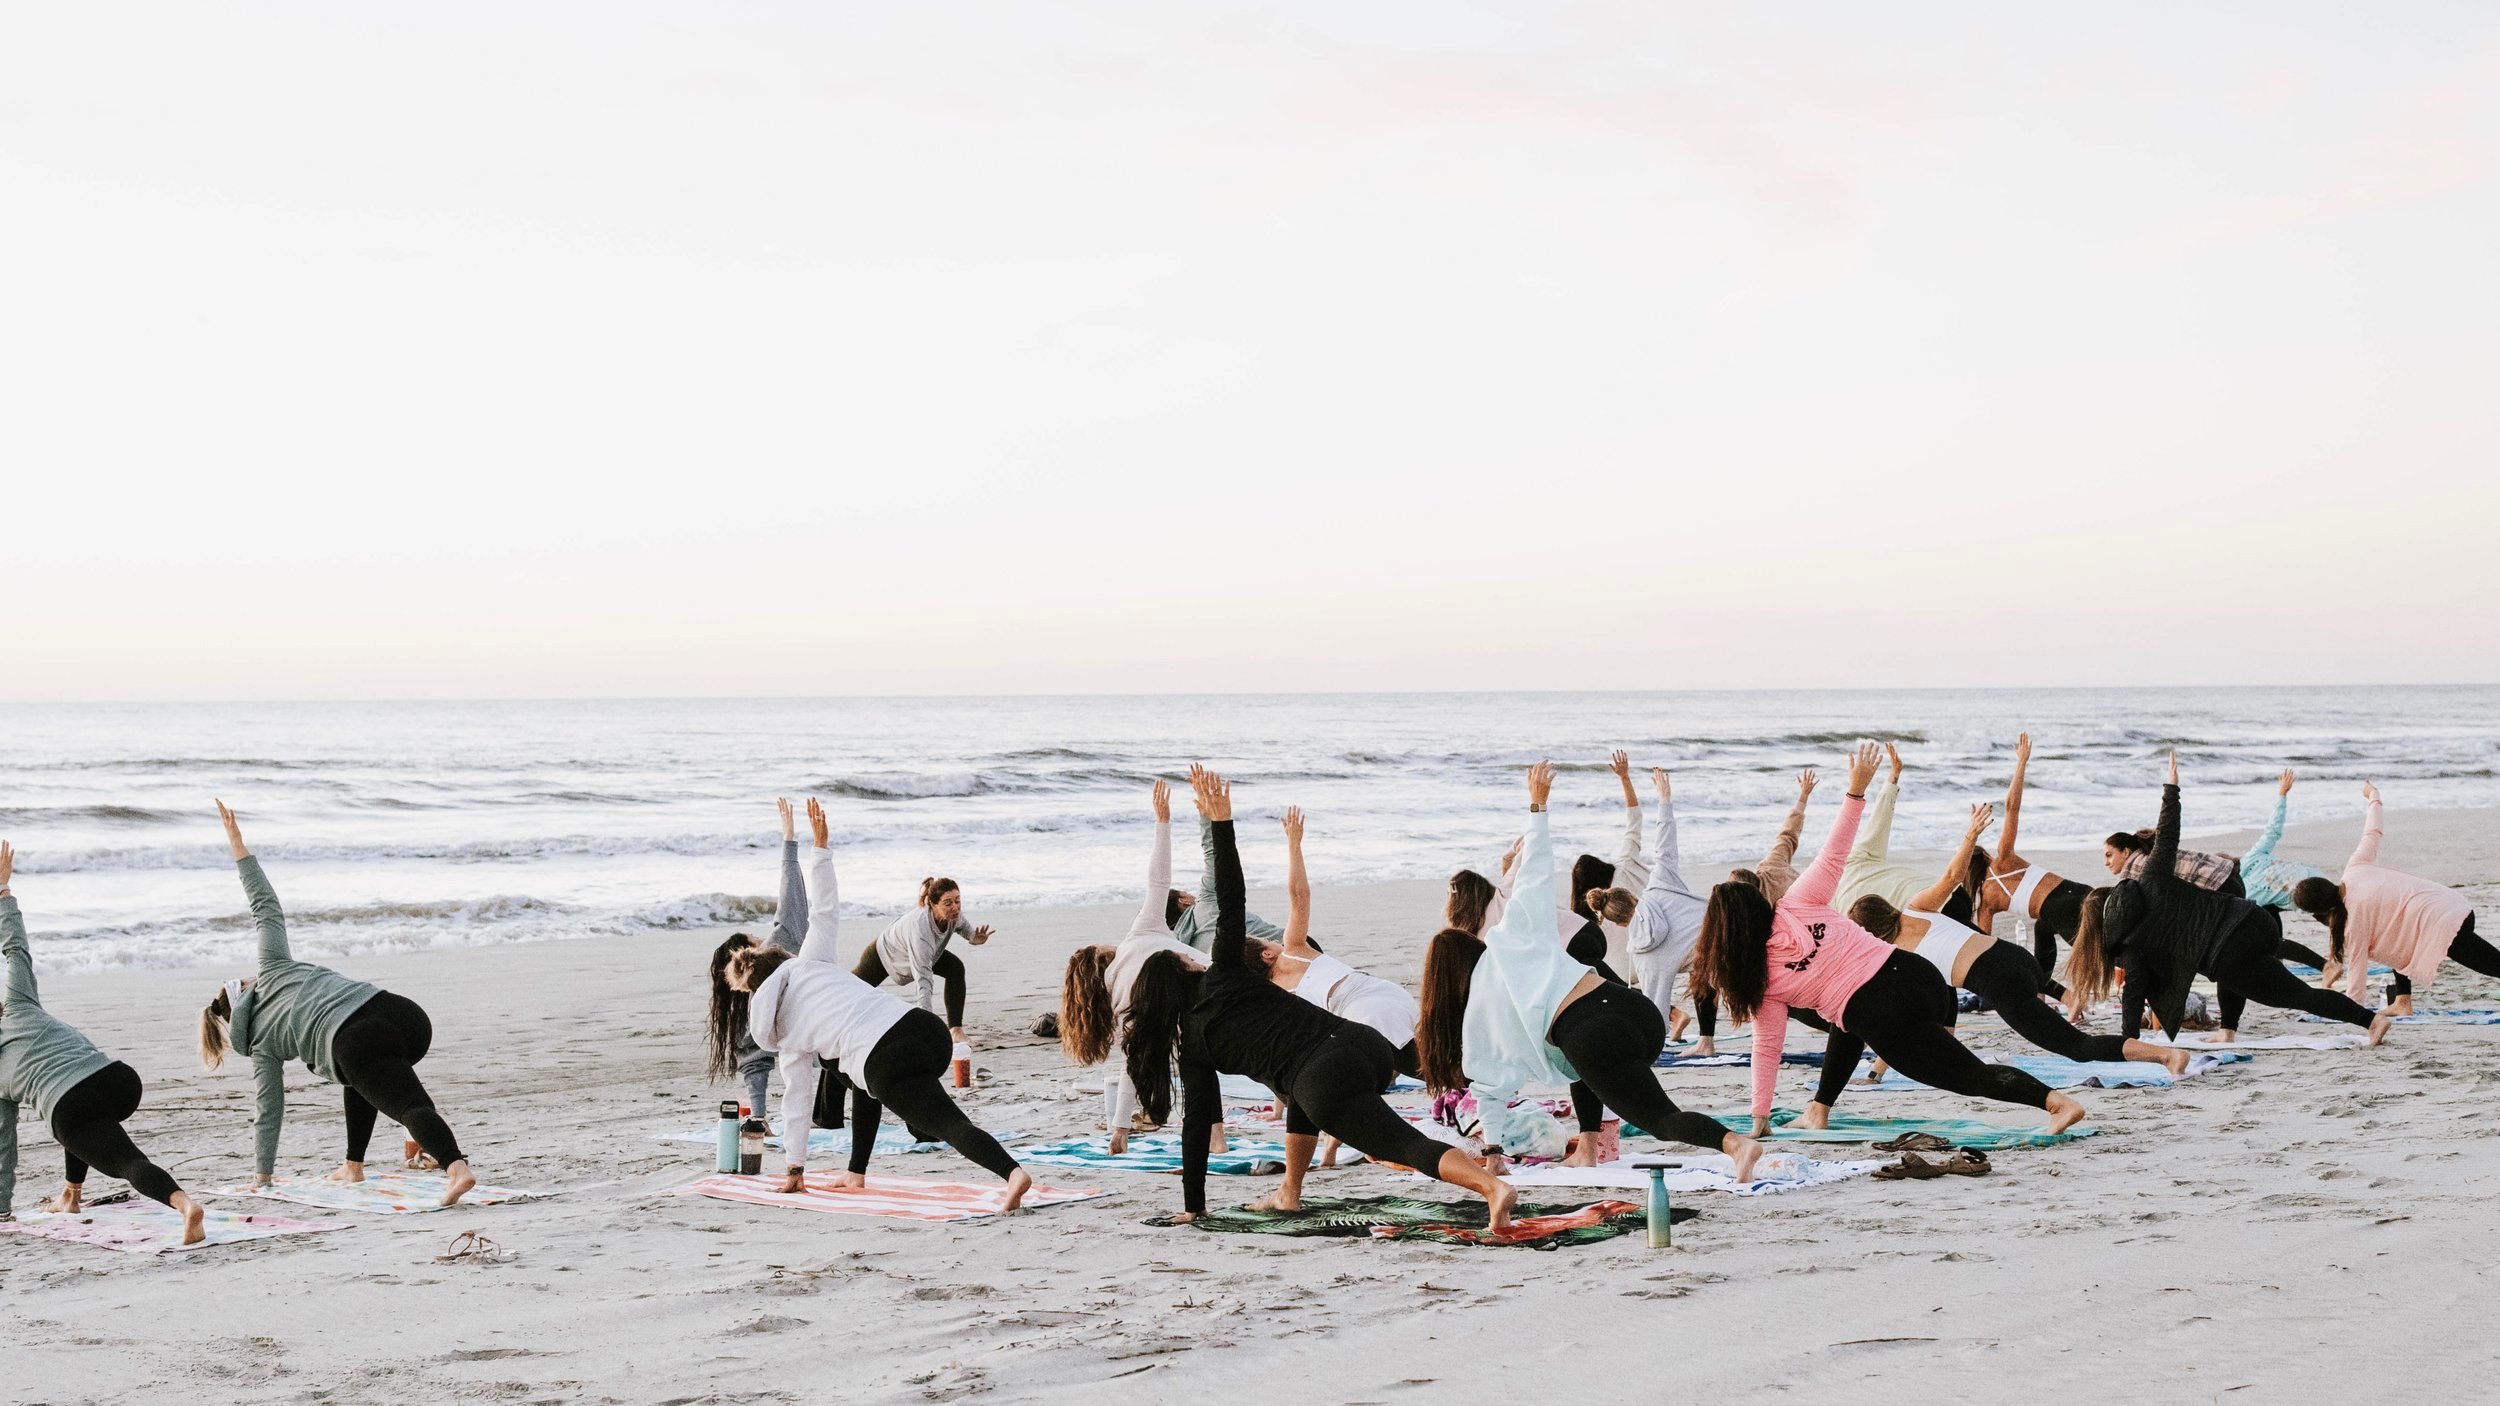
[1,844,206,1243]
[1125,769,1515,1225]
[2070,757,2390,1047]
[196,805,477,1206]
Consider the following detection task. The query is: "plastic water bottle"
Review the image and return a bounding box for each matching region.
[715,1100,741,1173]
[738,1118,767,1177]
[951,1042,973,1089]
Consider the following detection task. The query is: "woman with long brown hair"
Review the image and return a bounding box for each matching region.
[705,799,811,1115]
[2289,782,2496,1018]
[1418,762,1764,1176]
[1695,743,2087,1139]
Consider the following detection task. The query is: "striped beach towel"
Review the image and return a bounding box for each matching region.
[667,1171,1109,1223]
[212,1172,552,1214]
[0,1202,345,1254]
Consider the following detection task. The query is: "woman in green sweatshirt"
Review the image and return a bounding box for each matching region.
[196,804,478,1207]
[1,842,207,1243]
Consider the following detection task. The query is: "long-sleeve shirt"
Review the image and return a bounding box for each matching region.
[2,896,115,1213]
[1461,810,1597,1151]
[1487,804,1645,938]
[2337,799,2474,1001]
[225,858,381,1177]
[1101,822,1206,1129]
[870,906,977,1020]
[1833,783,1936,912]
[1628,797,1706,1020]
[1177,820,1351,1214]
[734,840,811,1103]
[1753,790,1812,903]
[2112,786,2256,1039]
[752,848,910,1168]
[1749,794,1900,1121]
[2239,795,2329,910]
[2117,846,2240,892]
[1170,819,1284,952]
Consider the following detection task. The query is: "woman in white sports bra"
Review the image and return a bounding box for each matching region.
[1838,803,2189,1099]
[1257,806,1424,1207]
[1972,734,2101,997]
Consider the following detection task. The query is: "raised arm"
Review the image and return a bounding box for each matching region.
[1761,769,1814,874]
[2351,784,2383,868]
[1645,769,1687,892]
[767,799,809,954]
[2146,754,2182,887]
[1794,744,1884,909]
[1,843,35,1009]
[1849,746,1904,863]
[1485,764,1562,959]
[1280,807,1312,957]
[1128,781,1176,939]
[1190,769,1248,971]
[1910,805,1993,913]
[799,799,842,964]
[220,803,291,967]
[1609,752,1649,889]
[1996,734,2031,866]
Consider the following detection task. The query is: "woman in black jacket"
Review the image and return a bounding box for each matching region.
[2069,754,2389,1046]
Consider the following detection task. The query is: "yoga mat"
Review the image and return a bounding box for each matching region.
[2142,1032,2369,1051]
[1849,1050,2249,1092]
[212,1172,551,1214]
[1178,1194,1678,1249]
[1697,1107,2096,1150]
[2287,963,2394,978]
[1495,1152,1885,1197]
[1013,1134,1288,1176]
[2301,1007,2500,1026]
[667,1171,1107,1223]
[0,1202,344,1255]
[1217,1073,1423,1102]
[1654,1050,1824,1069]
[657,1123,1024,1158]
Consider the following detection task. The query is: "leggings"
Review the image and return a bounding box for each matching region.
[2386,914,2500,998]
[331,991,465,1168]
[1813,951,2056,1112]
[1561,925,1626,1129]
[1275,1028,1451,1172]
[1961,942,2126,1063]
[1286,1037,1424,1136]
[853,947,967,1028]
[2210,909,2375,1030]
[1549,981,1730,1153]
[847,1008,1019,1179]
[2216,934,2334,1029]
[50,1062,182,1208]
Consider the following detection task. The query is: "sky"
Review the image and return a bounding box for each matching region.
[4,2,2497,700]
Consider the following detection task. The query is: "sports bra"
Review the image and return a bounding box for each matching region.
[1988,864,2048,917]
[1903,908,1981,982]
[1289,952,1355,1007]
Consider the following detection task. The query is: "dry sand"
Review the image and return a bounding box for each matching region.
[6,806,2498,1404]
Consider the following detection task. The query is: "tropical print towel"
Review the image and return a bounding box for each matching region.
[1178,1194,1678,1249]
[667,1171,1107,1223]
[1012,1134,1288,1176]
[1496,1152,1886,1196]
[0,1202,344,1254]
[212,1172,552,1214]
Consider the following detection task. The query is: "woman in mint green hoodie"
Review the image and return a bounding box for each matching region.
[1,841,207,1244]
[196,804,477,1207]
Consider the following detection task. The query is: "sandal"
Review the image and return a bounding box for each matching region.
[1942,1149,1991,1177]
[1871,1132,1954,1153]
[1871,1152,1947,1181]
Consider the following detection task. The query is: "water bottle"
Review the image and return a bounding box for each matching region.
[951,1042,973,1090]
[738,1118,767,1177]
[1630,1158,1683,1249]
[714,1100,741,1173]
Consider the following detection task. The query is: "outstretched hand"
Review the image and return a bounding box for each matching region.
[216,801,250,860]
[0,839,13,890]
[1650,767,1672,804]
[969,924,995,946]
[2361,780,2380,803]
[2278,769,2296,797]
[1192,767,1232,822]
[1845,742,1884,796]
[1965,802,1997,839]
[1610,750,1631,783]
[1281,806,1304,846]
[1795,768,1817,799]
[2015,731,2032,763]
[1526,760,1554,812]
[1884,742,1904,783]
[1152,778,1172,824]
[2167,750,2179,786]
[777,797,795,841]
[805,797,830,849]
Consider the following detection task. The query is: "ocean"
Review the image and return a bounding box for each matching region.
[4,687,2493,973]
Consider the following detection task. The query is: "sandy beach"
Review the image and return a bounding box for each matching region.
[6,806,2497,1405]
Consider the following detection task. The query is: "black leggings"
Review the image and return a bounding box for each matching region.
[331,991,464,1168]
[50,1062,182,1208]
[2216,930,2335,1029]
[2031,879,2091,974]
[1550,982,1730,1153]
[1286,1037,1423,1136]
[2210,909,2375,1030]
[2385,914,2500,998]
[1561,925,1627,1129]
[1961,942,2126,1063]
[1813,951,2057,1112]
[1272,1027,1451,1171]
[854,947,967,1028]
[848,1008,1019,1180]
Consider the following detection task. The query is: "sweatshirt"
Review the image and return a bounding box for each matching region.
[227,858,381,1178]
[1,897,115,1213]
[1748,795,1900,1121]
[2337,799,2475,1001]
[751,848,910,1169]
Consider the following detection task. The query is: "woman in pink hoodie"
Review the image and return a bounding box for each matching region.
[1694,742,2091,1139]
[2292,783,2498,1017]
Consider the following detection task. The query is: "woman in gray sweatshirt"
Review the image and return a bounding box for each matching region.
[707,800,813,1114]
[196,804,478,1207]
[1,842,207,1243]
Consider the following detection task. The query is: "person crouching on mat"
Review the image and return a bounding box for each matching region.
[1125,768,1514,1227]
[197,804,477,1207]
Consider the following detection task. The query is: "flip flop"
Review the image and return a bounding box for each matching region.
[1941,1150,1991,1177]
[1871,1132,1954,1153]
[1871,1152,1947,1181]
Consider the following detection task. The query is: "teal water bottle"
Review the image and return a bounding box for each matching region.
[715,1101,741,1173]
[1630,1158,1684,1249]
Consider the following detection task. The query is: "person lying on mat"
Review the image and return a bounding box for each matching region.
[197,804,479,1207]
[1127,768,1514,1227]
[730,799,1032,1212]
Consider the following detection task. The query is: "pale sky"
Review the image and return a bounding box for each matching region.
[5,3,2497,700]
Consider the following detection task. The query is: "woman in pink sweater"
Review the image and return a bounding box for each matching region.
[2292,784,2497,1017]
[1694,743,2090,1139]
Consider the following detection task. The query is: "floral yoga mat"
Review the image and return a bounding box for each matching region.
[212,1172,552,1214]
[1013,1135,1289,1176]
[667,1170,1107,1223]
[0,1201,344,1255]
[1178,1195,1684,1249]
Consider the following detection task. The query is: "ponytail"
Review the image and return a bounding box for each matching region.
[1416,928,1485,1094]
[1059,945,1116,1065]
[1583,887,1636,926]
[1847,895,1903,942]
[1568,855,1616,919]
[1118,952,1201,1126]
[918,876,960,909]
[199,988,232,1070]
[2290,878,2347,962]
[2067,888,2118,1009]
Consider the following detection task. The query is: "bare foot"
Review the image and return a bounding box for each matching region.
[327,1161,366,1184]
[1244,1187,1302,1213]
[175,1195,206,1246]
[1692,1038,1717,1059]
[2388,995,2415,1018]
[1667,1008,1691,1042]
[402,1138,439,1171]
[439,1159,476,1207]
[1798,1103,1831,1132]
[1317,1137,1341,1169]
[2368,1011,2394,1046]
[1105,1130,1129,1156]
[1724,1134,1765,1184]
[40,1186,82,1215]
[997,1168,1033,1214]
[2319,959,2343,988]
[1486,1179,1518,1232]
[2158,1048,2191,1076]
[2045,1093,2088,1135]
[1561,1136,1601,1168]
